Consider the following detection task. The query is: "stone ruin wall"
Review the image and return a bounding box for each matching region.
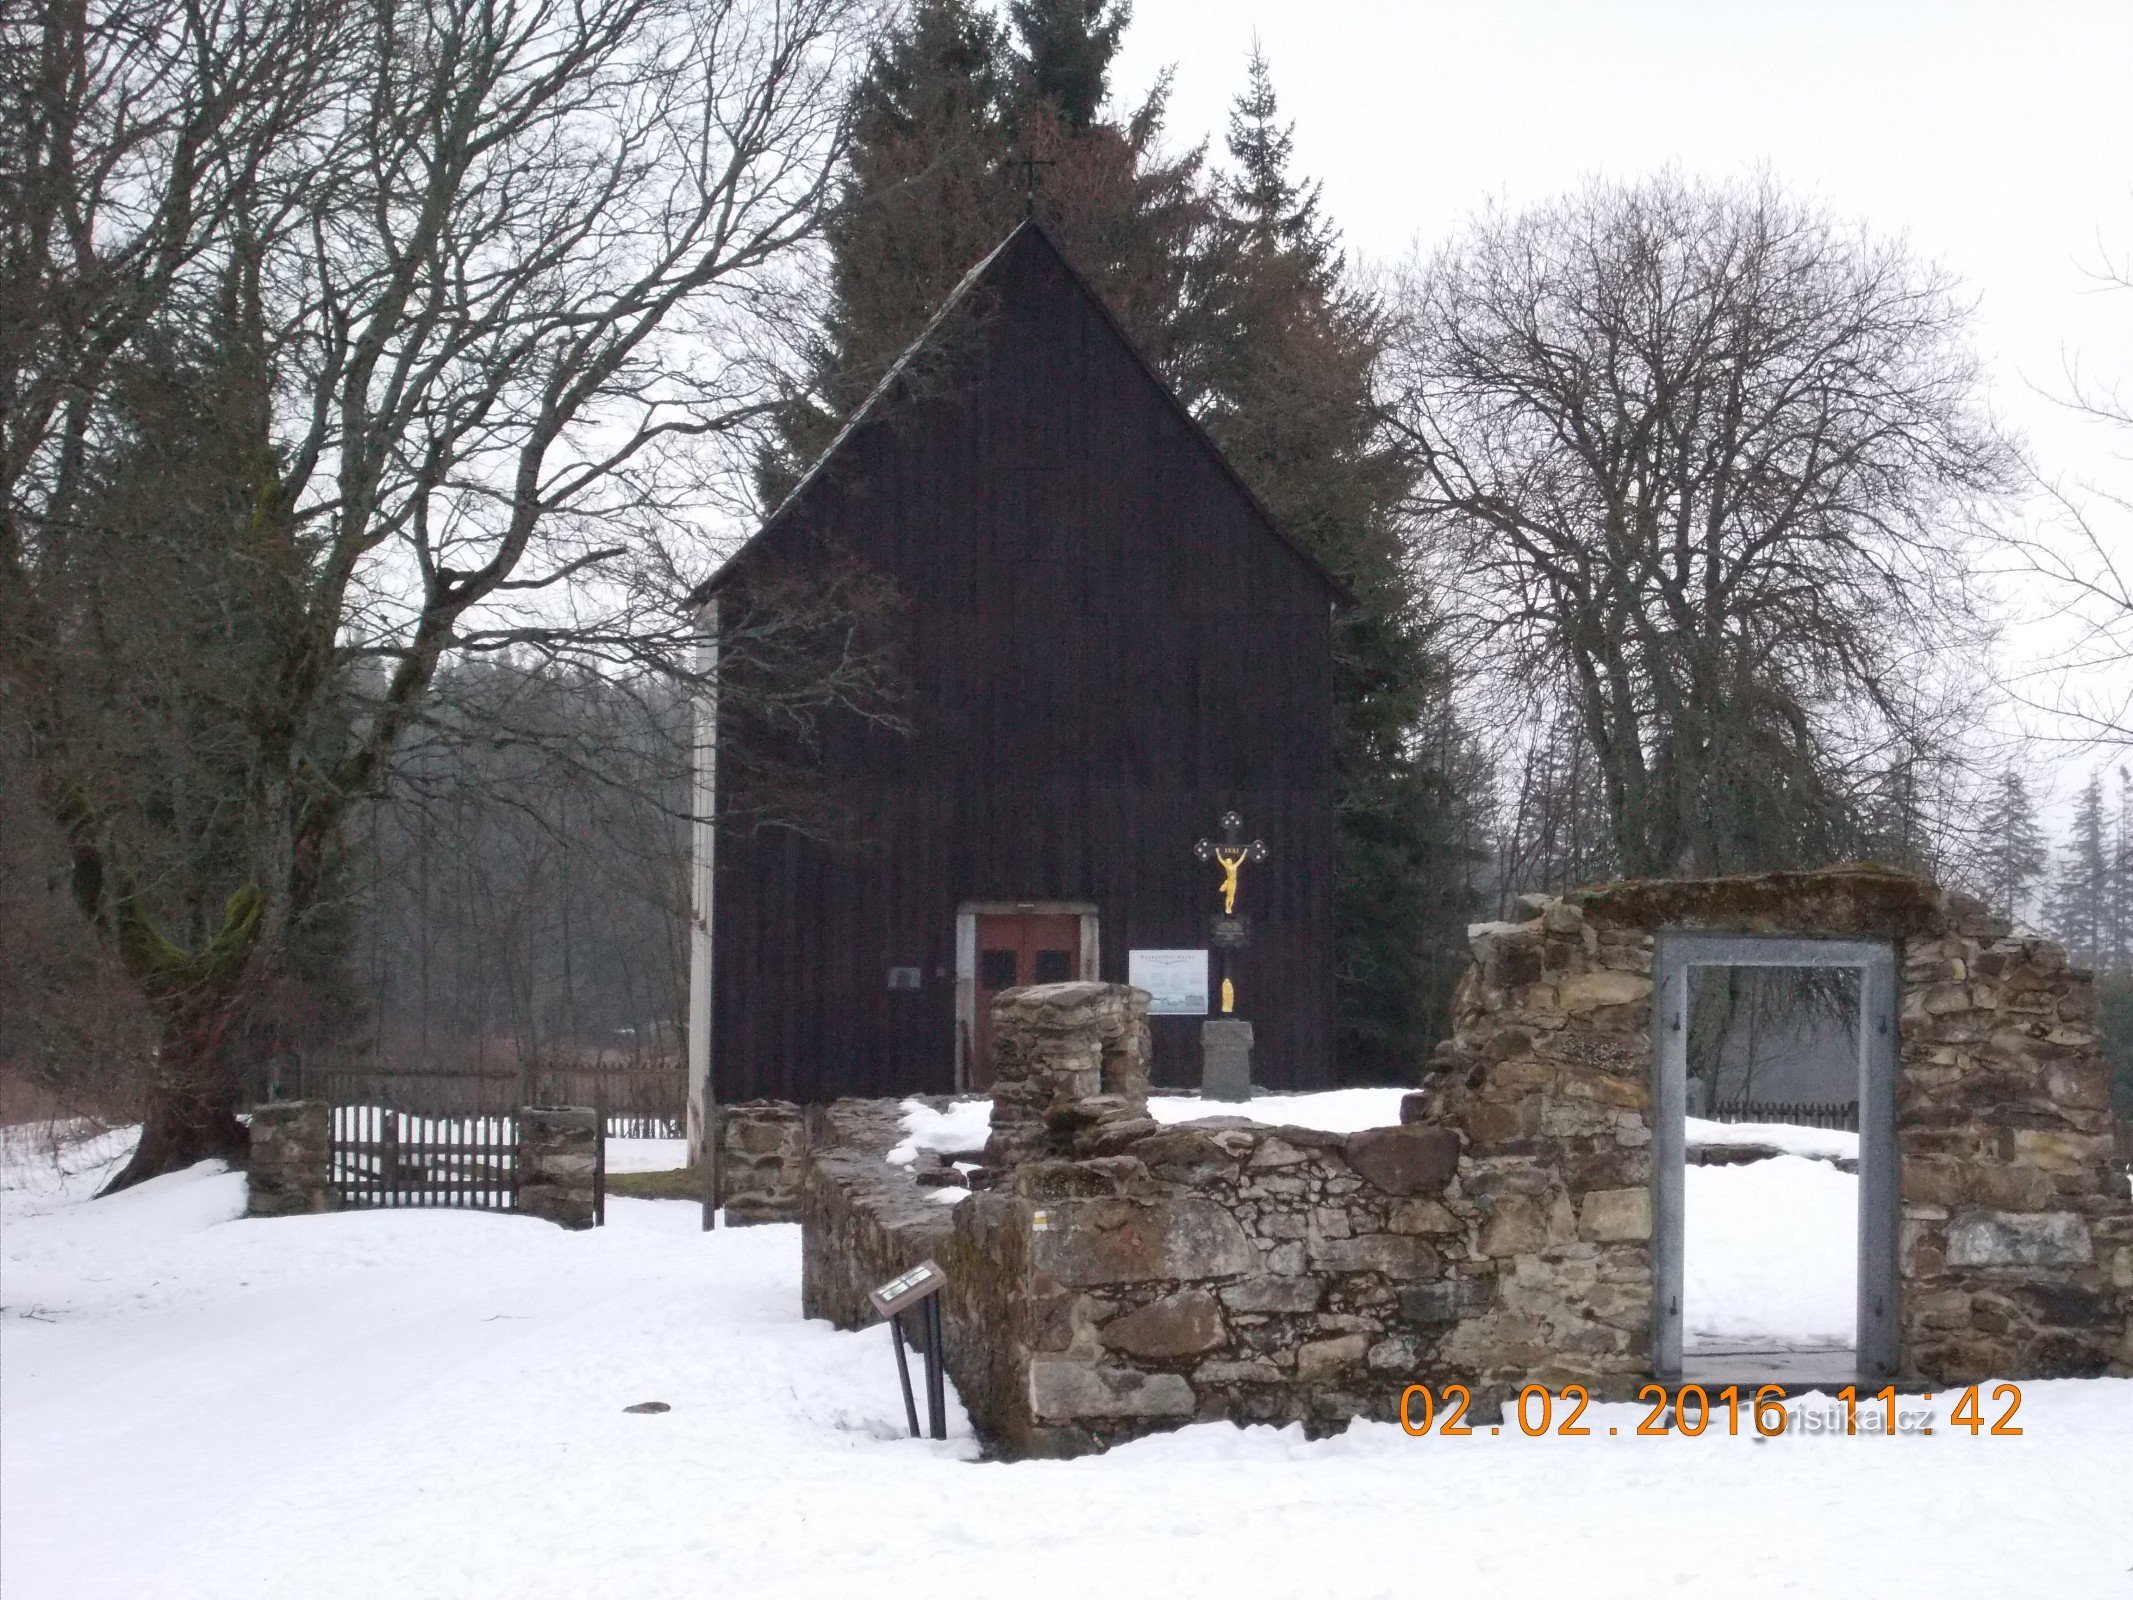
[1473,866,2132,1384]
[944,982,1506,1456]
[800,1099,957,1329]
[796,867,2131,1459]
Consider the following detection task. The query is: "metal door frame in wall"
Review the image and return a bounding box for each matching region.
[1650,932,1900,1383]
[954,902,1100,1092]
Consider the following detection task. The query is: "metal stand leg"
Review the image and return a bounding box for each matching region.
[889,1313,921,1438]
[924,1295,947,1440]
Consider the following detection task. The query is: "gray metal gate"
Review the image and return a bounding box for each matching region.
[1650,933,1900,1383]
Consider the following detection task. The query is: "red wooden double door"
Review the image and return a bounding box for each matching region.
[972,912,1084,1088]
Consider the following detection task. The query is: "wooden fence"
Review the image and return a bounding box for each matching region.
[1705,1099,1859,1131]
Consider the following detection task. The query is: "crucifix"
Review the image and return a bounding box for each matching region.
[1194,811,1266,1015]
[1007,150,1057,217]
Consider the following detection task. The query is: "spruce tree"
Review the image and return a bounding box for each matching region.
[1196,49,1481,1077]
[2109,768,2132,974]
[1008,0,1129,129]
[761,0,1214,502]
[1974,768,2048,924]
[2047,772,2110,969]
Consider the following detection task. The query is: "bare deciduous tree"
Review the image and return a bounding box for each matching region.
[2,0,898,1188]
[1385,173,2019,880]
[2001,237,2133,747]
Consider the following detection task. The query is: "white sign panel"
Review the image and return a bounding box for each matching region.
[1129,949,1209,1016]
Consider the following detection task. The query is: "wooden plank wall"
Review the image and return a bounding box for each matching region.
[714,229,1337,1102]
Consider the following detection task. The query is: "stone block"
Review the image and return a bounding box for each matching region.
[1461,1098,1542,1146]
[533,1151,598,1182]
[1945,1210,2093,1268]
[2110,1246,2133,1293]
[1398,1276,1495,1325]
[2014,1283,2120,1329]
[1013,1158,1133,1199]
[1911,1288,1972,1329]
[1578,1188,1652,1243]
[2010,1129,2117,1174]
[1901,1155,1968,1208]
[1566,1147,1650,1193]
[1128,1128,1239,1183]
[1553,1066,1646,1110]
[1264,1242,1305,1275]
[1542,901,1584,935]
[1101,1289,1227,1358]
[1033,1198,1259,1286]
[1555,971,1652,1013]
[1310,1206,1353,1240]
[1295,1333,1370,1378]
[1246,1136,1312,1170]
[1387,1198,1462,1236]
[1484,1059,1554,1098]
[1368,1335,1423,1372]
[1343,1126,1461,1196]
[1027,1360,1197,1420]
[1195,1357,1283,1385]
[1221,1276,1323,1312]
[1967,1162,2055,1212]
[1306,1233,1441,1279]
[1479,1195,1547,1256]
[1461,1159,1554,1198]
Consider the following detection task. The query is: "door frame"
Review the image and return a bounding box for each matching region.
[1649,932,1900,1383]
[955,901,1100,1092]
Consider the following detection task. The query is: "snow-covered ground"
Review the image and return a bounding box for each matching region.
[609,1137,689,1173]
[5,1129,2128,1600]
[1685,1155,1856,1349]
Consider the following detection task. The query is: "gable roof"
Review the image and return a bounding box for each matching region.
[689,218,1352,607]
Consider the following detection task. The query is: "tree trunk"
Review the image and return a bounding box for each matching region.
[101,1028,251,1193]
[97,886,266,1195]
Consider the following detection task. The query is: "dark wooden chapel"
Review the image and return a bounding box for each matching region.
[690,220,1343,1105]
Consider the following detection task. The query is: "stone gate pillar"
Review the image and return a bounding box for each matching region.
[246,1100,340,1217]
[518,1106,601,1229]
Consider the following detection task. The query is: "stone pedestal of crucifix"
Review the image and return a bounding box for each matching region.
[1200,1018,1254,1102]
[1194,812,1265,1101]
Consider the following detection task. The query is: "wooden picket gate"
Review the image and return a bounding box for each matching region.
[327,1104,519,1210]
[303,1062,683,1139]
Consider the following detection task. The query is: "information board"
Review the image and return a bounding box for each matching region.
[1128,948,1210,1015]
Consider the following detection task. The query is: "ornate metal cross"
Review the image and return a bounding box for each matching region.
[1195,812,1266,1015]
[1194,811,1266,916]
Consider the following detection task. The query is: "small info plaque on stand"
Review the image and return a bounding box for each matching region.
[869,1260,948,1439]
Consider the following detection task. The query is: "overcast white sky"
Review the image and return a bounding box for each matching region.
[1111,0,2133,799]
